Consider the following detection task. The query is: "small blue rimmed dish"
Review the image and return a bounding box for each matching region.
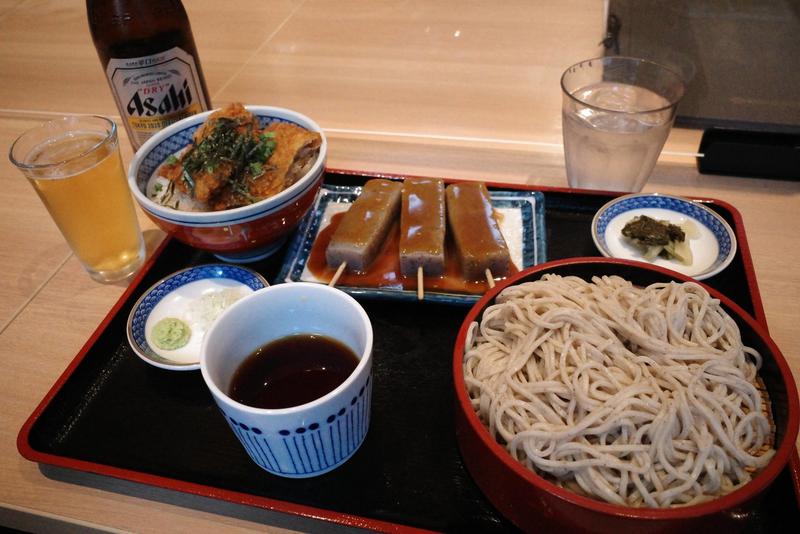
[127,264,269,371]
[591,193,737,280]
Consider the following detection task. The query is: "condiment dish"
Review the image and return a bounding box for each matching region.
[592,193,737,280]
[127,264,268,371]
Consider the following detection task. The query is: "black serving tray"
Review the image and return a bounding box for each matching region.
[18,171,800,532]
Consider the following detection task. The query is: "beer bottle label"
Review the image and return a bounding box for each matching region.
[105,46,208,149]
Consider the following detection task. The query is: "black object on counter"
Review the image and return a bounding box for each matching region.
[606,1,800,136]
[698,129,800,181]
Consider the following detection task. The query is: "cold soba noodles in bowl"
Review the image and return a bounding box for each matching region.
[454,259,799,530]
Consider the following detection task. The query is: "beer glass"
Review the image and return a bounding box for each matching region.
[10,115,145,283]
[561,57,686,192]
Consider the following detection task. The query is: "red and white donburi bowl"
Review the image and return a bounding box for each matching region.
[128,105,326,263]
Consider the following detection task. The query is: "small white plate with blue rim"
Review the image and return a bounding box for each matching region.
[591,193,737,280]
[127,264,269,371]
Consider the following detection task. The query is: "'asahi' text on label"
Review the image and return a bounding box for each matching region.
[105,46,208,149]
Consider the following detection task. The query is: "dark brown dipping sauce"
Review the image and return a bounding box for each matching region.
[229,334,359,409]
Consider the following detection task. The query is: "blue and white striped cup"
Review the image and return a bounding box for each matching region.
[201,282,373,478]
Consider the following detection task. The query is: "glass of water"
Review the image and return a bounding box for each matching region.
[561,56,685,192]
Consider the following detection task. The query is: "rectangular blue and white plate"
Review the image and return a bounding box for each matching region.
[276,184,547,305]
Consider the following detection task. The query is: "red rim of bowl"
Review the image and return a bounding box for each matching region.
[452,257,800,521]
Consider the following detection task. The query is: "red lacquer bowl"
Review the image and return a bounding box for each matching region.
[452,258,799,533]
[128,105,326,263]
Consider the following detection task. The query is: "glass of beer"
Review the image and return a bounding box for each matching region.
[9,115,145,283]
[561,57,686,192]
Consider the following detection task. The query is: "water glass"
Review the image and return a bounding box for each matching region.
[561,56,686,192]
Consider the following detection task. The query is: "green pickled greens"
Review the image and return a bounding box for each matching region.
[621,215,694,265]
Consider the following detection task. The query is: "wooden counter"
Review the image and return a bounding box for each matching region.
[1,1,797,532]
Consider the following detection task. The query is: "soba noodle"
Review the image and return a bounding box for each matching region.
[463,274,774,508]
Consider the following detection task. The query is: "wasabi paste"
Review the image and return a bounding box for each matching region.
[151,317,191,350]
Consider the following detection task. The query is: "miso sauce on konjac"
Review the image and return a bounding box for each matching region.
[229,334,359,409]
[308,212,517,293]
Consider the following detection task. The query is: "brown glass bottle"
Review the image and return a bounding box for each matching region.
[87,0,212,150]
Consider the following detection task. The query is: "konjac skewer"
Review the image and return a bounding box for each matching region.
[445,182,511,285]
[326,179,402,284]
[399,178,446,300]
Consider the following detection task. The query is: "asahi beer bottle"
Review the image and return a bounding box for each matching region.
[87,0,211,151]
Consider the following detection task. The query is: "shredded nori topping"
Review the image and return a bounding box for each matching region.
[181,117,276,202]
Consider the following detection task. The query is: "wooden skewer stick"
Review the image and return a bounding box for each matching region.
[485,268,495,289]
[329,262,347,287]
[417,266,424,301]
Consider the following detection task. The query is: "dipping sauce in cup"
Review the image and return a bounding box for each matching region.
[230,334,359,409]
[201,282,373,478]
